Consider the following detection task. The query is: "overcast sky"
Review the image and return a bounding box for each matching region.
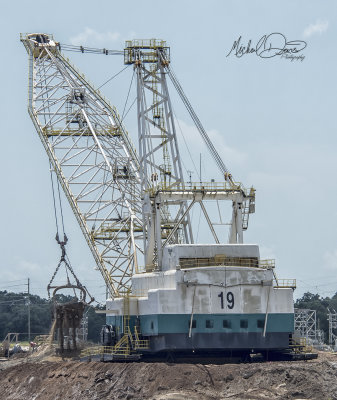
[1,0,336,303]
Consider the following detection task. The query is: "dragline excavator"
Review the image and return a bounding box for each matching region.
[21,33,255,296]
[20,33,305,362]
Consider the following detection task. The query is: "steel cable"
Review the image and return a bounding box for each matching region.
[165,62,234,183]
[49,163,59,236]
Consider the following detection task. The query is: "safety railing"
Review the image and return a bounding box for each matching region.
[93,221,143,239]
[114,334,129,352]
[146,181,248,195]
[20,33,55,42]
[274,279,296,289]
[80,332,149,359]
[80,345,103,357]
[133,326,150,350]
[178,257,275,270]
[80,344,131,358]
[42,126,121,137]
[289,337,312,353]
[125,39,166,49]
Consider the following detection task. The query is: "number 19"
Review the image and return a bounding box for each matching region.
[218,291,234,309]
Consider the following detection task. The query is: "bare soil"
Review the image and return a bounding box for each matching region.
[0,351,337,399]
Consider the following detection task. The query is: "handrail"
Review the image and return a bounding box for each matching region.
[125,39,166,49]
[274,279,296,289]
[289,337,312,353]
[146,181,250,196]
[177,257,275,270]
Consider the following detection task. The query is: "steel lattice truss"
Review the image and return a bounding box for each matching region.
[130,41,193,267]
[294,308,317,340]
[21,34,143,296]
[327,308,337,345]
[22,34,258,297]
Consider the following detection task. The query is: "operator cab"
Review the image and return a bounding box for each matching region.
[27,33,58,57]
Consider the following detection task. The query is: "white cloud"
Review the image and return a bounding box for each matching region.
[323,249,337,271]
[208,128,247,166]
[303,20,329,38]
[69,28,121,46]
[175,118,247,174]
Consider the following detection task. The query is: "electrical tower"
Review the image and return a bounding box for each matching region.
[327,308,337,346]
[78,310,89,342]
[294,308,317,341]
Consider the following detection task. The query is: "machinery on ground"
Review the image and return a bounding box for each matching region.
[21,33,315,361]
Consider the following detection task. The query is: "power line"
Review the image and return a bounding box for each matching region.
[0,279,28,284]
[0,284,27,289]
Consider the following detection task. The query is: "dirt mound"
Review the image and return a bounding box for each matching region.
[1,353,337,399]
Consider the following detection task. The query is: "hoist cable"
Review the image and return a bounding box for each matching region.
[56,178,66,238]
[49,163,59,235]
[47,142,93,303]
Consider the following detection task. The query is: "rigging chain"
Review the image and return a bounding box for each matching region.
[48,164,94,303]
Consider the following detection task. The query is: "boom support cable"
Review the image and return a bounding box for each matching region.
[58,43,124,56]
[164,60,235,186]
[97,65,130,90]
[122,70,135,120]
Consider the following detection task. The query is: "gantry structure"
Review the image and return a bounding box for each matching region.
[124,40,255,269]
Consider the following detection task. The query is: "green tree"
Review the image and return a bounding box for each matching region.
[0,291,105,343]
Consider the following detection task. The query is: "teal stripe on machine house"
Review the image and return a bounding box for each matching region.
[139,313,294,336]
[106,313,294,336]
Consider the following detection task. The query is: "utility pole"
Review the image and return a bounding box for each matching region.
[27,278,31,343]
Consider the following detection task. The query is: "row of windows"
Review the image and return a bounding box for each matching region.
[149,319,266,330]
[189,319,265,329]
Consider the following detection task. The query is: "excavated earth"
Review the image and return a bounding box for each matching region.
[1,351,337,399]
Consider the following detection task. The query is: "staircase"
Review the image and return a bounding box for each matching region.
[80,295,149,360]
[242,188,256,230]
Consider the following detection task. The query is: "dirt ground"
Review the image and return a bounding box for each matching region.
[1,351,337,399]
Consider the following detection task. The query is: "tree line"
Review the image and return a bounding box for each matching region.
[1,290,336,344]
[0,291,105,343]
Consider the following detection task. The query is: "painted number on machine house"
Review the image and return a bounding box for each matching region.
[218,291,234,309]
[211,287,238,313]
